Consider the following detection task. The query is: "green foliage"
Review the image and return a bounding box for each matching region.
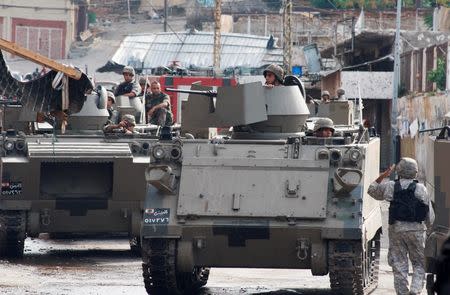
[428,58,446,91]
[262,0,282,10]
[310,0,336,8]
[87,11,96,24]
[424,13,433,29]
[309,0,422,9]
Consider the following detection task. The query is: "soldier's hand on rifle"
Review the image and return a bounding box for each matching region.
[375,164,395,183]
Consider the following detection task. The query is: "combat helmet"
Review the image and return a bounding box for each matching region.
[107,91,116,103]
[122,114,136,126]
[139,76,149,86]
[123,66,135,77]
[396,157,418,179]
[313,117,335,133]
[263,64,284,84]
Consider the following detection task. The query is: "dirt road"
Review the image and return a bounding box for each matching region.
[0,234,425,295]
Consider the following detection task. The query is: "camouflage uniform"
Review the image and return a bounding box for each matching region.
[145,92,173,126]
[368,158,435,295]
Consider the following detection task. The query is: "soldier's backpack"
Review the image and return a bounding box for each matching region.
[388,180,429,225]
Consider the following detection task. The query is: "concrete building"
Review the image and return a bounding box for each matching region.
[0,0,89,59]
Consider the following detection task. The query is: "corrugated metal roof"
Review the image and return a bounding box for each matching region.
[111,31,283,70]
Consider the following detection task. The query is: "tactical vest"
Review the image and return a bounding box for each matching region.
[388,180,428,225]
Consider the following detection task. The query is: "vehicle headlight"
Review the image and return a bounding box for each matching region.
[152,145,166,160]
[170,146,182,160]
[15,140,26,151]
[4,140,14,151]
[316,148,329,160]
[329,149,342,163]
[131,142,141,154]
[349,148,361,162]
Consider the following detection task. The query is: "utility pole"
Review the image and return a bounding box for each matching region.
[283,0,292,74]
[213,0,222,75]
[127,0,131,21]
[164,0,168,32]
[391,0,402,166]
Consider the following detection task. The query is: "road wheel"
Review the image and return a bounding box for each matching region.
[141,238,209,295]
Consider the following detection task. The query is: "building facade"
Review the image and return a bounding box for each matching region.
[0,0,88,59]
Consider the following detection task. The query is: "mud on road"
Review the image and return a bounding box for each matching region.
[0,233,422,295]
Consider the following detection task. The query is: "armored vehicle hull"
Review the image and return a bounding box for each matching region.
[141,136,382,295]
[0,133,155,257]
[140,82,383,295]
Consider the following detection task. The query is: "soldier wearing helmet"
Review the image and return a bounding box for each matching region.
[104,114,137,134]
[336,88,347,101]
[139,76,150,96]
[321,90,331,103]
[313,118,335,138]
[115,66,141,98]
[367,158,435,295]
[106,91,119,124]
[263,64,284,88]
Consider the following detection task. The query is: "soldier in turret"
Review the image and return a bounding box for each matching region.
[321,90,331,103]
[104,114,137,134]
[367,158,435,295]
[263,64,284,88]
[336,88,347,101]
[106,91,119,125]
[313,118,334,138]
[115,66,141,98]
[145,81,173,126]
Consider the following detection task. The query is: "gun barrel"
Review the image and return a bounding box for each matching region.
[165,87,217,97]
[418,126,447,133]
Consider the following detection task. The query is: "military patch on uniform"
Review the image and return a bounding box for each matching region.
[144,208,170,224]
[1,181,22,196]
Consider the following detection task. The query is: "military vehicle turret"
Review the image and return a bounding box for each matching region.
[0,84,161,257]
[140,80,383,294]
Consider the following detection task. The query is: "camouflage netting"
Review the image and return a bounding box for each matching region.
[0,50,93,116]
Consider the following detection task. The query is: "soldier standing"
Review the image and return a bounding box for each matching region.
[145,81,173,126]
[367,158,435,295]
[263,64,284,88]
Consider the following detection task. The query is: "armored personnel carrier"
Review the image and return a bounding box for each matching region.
[140,81,383,295]
[0,85,159,257]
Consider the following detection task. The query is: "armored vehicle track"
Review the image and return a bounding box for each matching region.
[329,232,381,295]
[142,239,209,295]
[0,210,26,258]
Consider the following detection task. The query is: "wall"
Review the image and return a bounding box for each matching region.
[400,42,448,94]
[397,94,449,180]
[321,70,393,99]
[341,71,393,99]
[0,0,76,59]
[231,9,430,50]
